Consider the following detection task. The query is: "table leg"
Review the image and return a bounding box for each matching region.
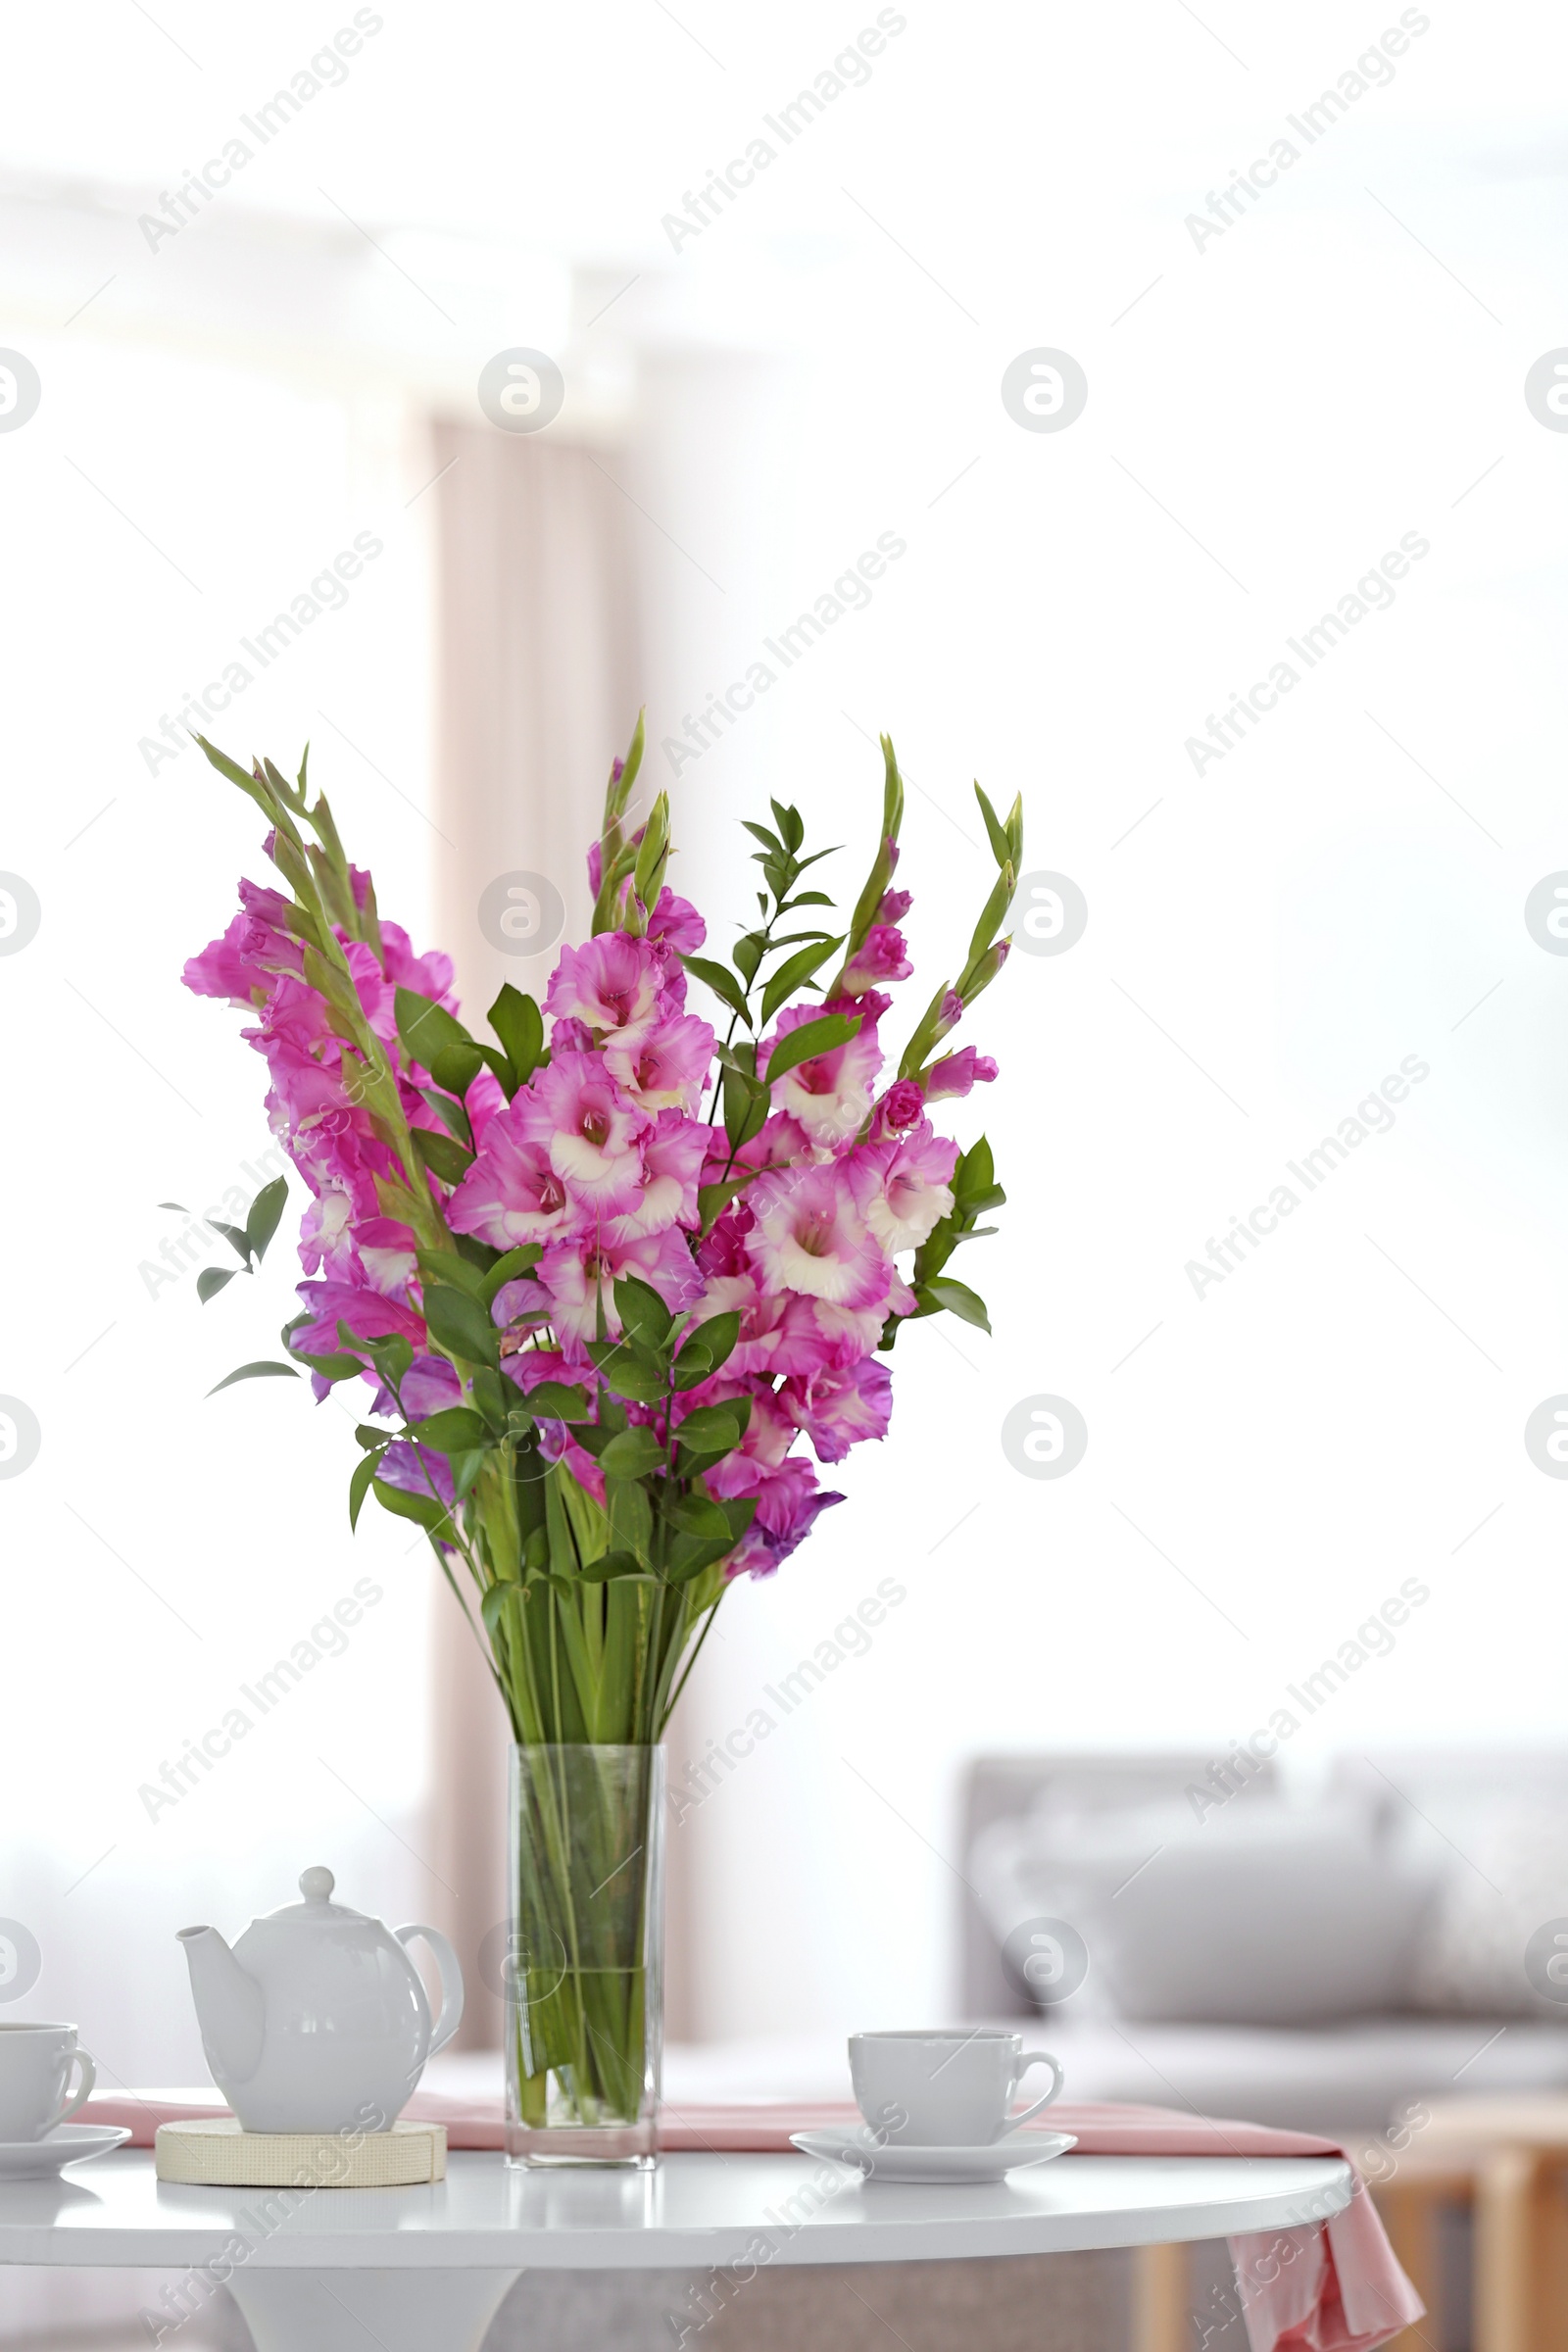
[1371,2180,1446,2352]
[1133,2241,1188,2352]
[224,2267,522,2352]
[1475,2146,1540,2352]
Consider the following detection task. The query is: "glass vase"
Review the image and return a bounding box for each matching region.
[504,1743,664,2168]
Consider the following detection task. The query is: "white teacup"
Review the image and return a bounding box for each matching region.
[0,2025,97,2142]
[849,2029,1063,2148]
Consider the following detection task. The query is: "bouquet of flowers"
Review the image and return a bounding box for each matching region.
[181,717,1017,2152]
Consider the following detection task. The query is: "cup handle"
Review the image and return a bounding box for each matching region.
[1006,2049,1064,2132]
[395,1924,466,2056]
[49,2046,96,2131]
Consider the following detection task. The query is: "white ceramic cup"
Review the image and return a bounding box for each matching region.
[849,2029,1063,2147]
[0,2024,97,2142]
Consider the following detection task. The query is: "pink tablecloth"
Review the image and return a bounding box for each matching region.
[82,2091,1423,2352]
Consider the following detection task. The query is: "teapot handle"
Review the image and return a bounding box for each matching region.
[395,1924,465,2057]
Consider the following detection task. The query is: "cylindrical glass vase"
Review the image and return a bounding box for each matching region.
[505,1743,663,2168]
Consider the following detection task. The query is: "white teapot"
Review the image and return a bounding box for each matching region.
[177,1867,463,2133]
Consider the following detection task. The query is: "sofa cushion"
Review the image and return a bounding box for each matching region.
[976,1794,1436,2027]
[1031,2014,1568,2133]
[1330,1755,1568,2018]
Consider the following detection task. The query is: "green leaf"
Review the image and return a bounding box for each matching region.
[418,1089,473,1150]
[197,1265,240,1303]
[487,986,545,1088]
[783,889,834,908]
[421,1285,499,1366]
[771,799,805,853]
[159,1201,189,1212]
[416,1249,488,1303]
[244,1177,289,1263]
[665,1532,736,1585]
[394,986,474,1074]
[371,1479,455,1537]
[671,1309,741,1389]
[740,819,783,854]
[429,1041,485,1098]
[476,1044,517,1096]
[207,1360,300,1396]
[480,1579,522,1640]
[577,1549,645,1582]
[470,1366,513,1430]
[348,1450,381,1531]
[588,1344,671,1404]
[413,1406,488,1453]
[480,1245,544,1305]
[293,1346,365,1383]
[697,1178,748,1236]
[956,1136,996,1200]
[664,1490,733,1540]
[522,1380,591,1421]
[353,1423,388,1449]
[672,1402,746,1452]
[411,1128,474,1186]
[974,781,1012,869]
[721,1062,769,1156]
[733,932,765,985]
[759,934,845,1027]
[717,1494,758,1544]
[761,1010,860,1086]
[681,953,752,1027]
[597,1425,665,1479]
[613,1275,672,1349]
[450,1447,485,1499]
[210,1221,252,1264]
[338,1324,413,1391]
[916,1276,992,1333]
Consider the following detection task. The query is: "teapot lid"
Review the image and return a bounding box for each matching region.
[266,1867,369,1924]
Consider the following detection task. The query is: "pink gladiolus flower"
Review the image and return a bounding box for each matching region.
[853,1120,957,1255]
[384,1353,463,1421]
[294,1279,425,1366]
[378,1438,455,1513]
[539,1225,700,1348]
[841,923,912,997]
[546,934,665,1045]
[781,1355,894,1463]
[724,1458,844,1578]
[876,1078,925,1134]
[604,1109,711,1241]
[604,1012,715,1113]
[760,1004,883,1147]
[925,1047,999,1101]
[183,914,273,1007]
[878,887,912,923]
[448,1101,576,1250]
[745,1162,889,1308]
[807,1294,893,1366]
[513,1052,651,1212]
[695,1382,796,1481]
[352,1216,418,1295]
[377,920,460,1013]
[647,887,706,956]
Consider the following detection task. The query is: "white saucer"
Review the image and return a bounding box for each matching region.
[0,2126,131,2180]
[791,2128,1077,2184]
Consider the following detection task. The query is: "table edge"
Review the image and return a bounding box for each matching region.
[0,2152,1354,2271]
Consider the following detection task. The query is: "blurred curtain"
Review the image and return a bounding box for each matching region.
[421,416,645,2045]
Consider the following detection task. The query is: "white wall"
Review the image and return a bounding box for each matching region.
[3,0,1568,2067]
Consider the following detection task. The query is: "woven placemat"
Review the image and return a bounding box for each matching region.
[154,2117,447,2186]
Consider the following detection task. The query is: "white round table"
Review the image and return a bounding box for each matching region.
[0,2148,1351,2351]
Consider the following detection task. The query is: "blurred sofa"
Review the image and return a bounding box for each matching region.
[961,1749,1568,2132]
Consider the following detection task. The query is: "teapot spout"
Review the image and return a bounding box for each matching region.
[176,1925,265,2087]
